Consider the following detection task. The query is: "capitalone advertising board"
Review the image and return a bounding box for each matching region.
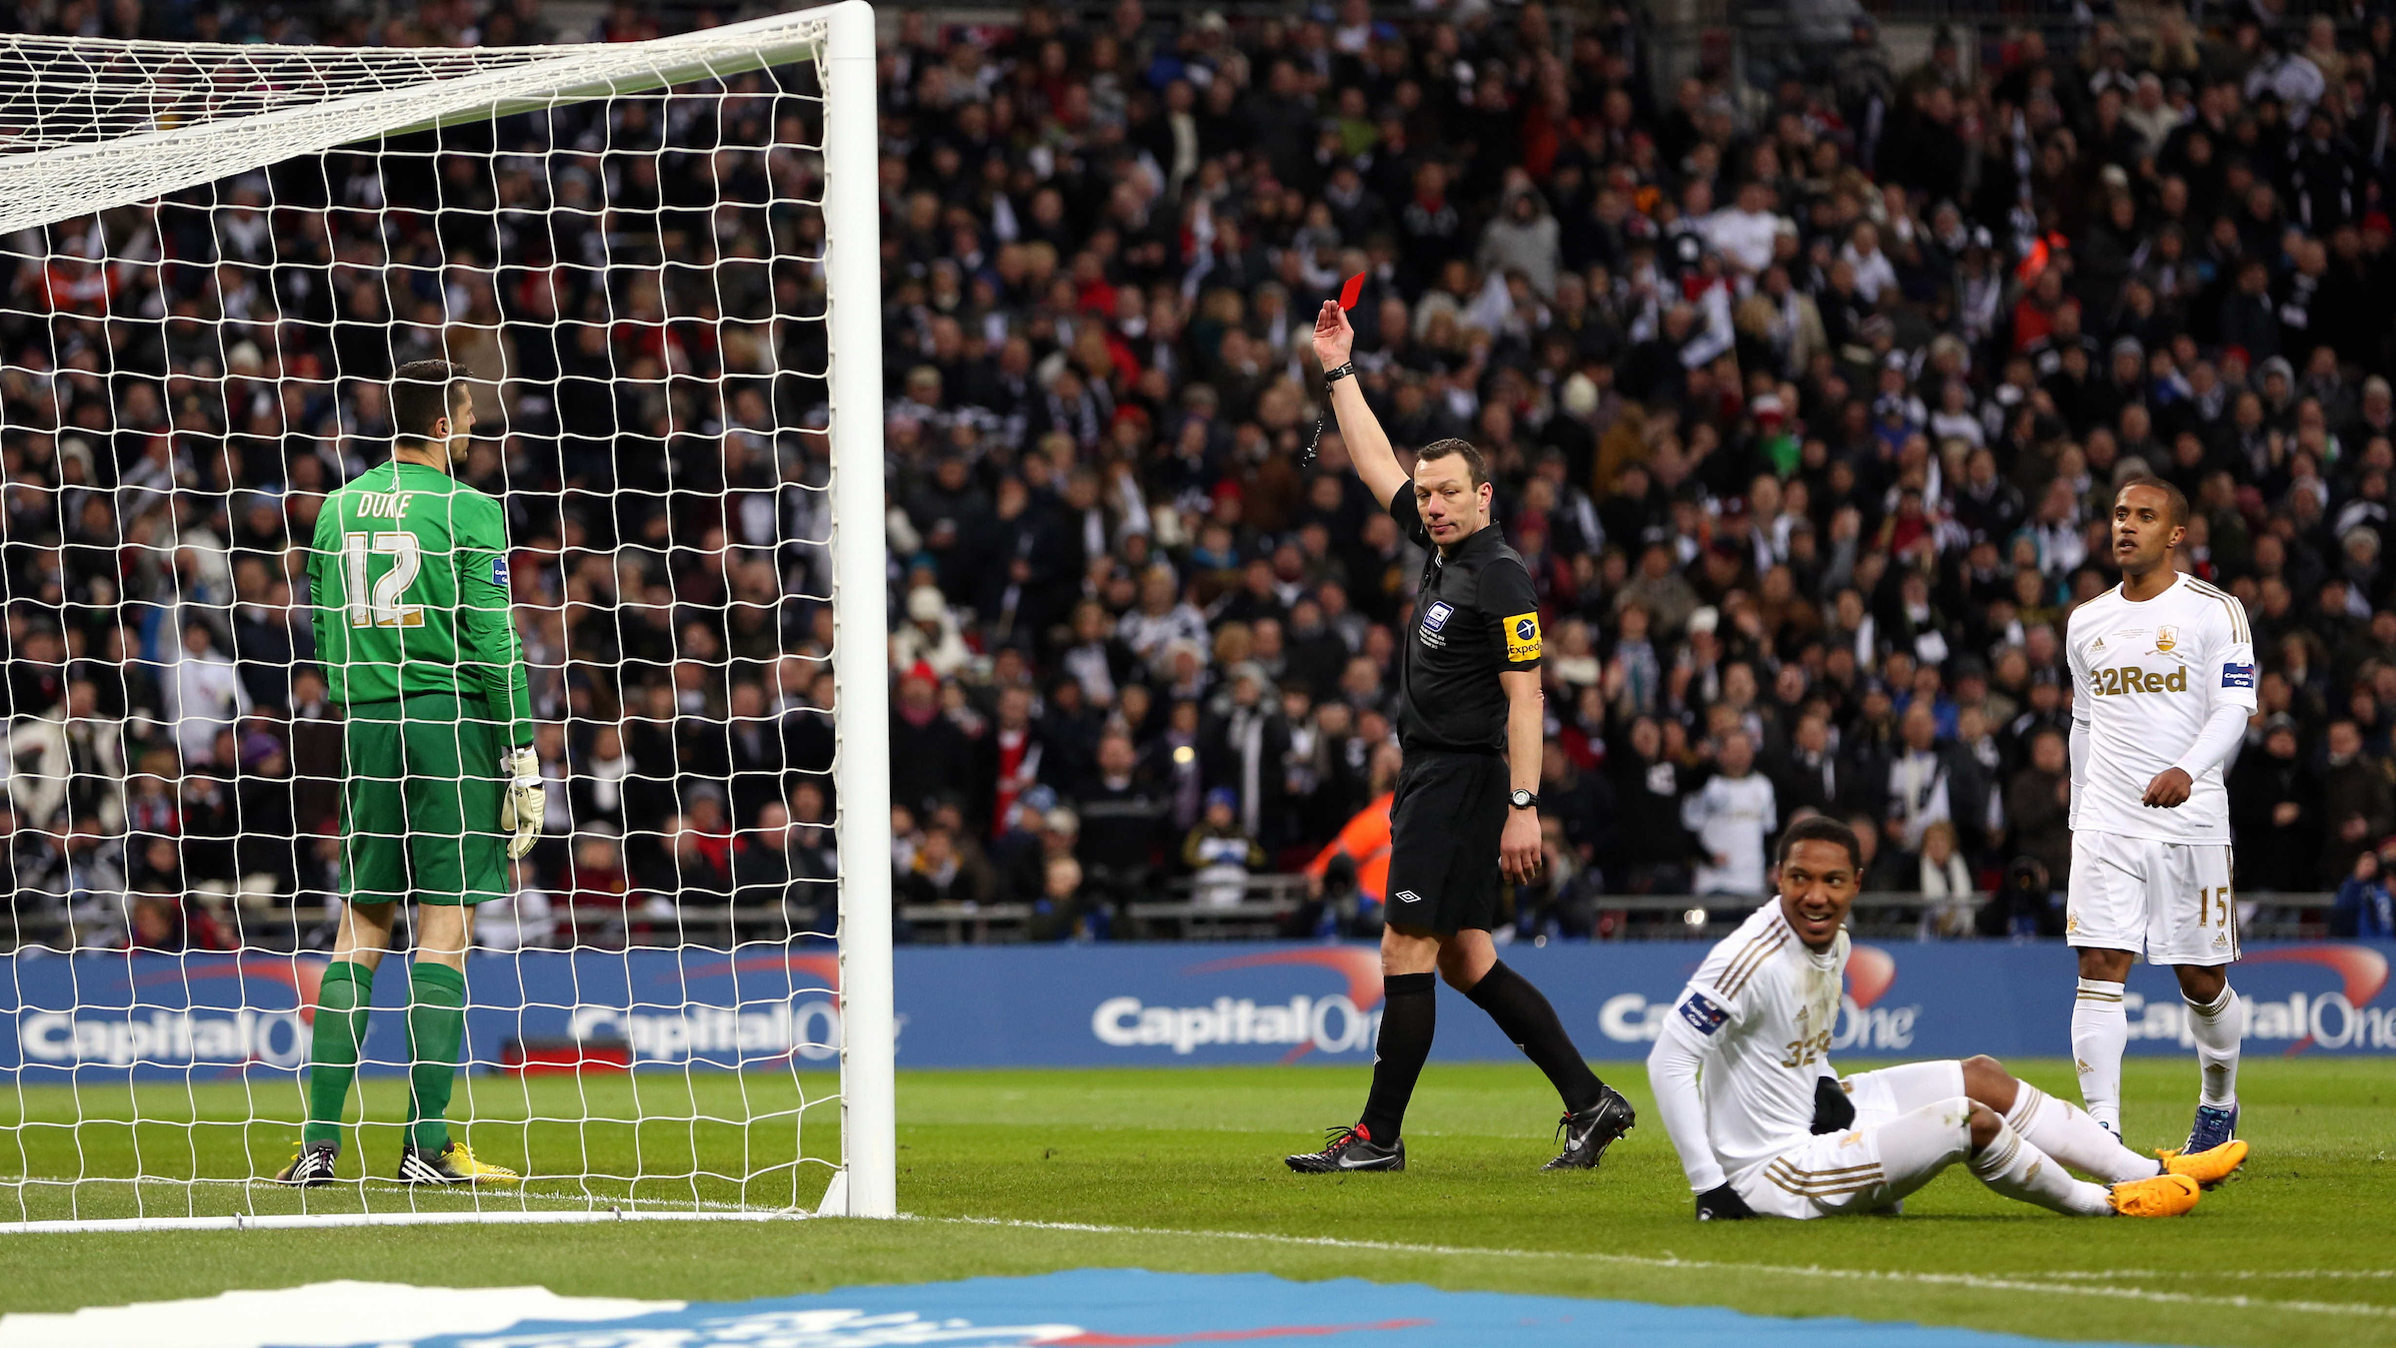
[7,941,2392,1078]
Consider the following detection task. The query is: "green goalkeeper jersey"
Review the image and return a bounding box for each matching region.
[309,458,533,748]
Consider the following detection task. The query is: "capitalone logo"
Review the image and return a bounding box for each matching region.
[1597,944,1917,1051]
[1846,944,1897,1008]
[1089,948,1386,1060]
[2240,945,2392,1054]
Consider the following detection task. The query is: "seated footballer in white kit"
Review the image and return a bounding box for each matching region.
[1647,816,2250,1221]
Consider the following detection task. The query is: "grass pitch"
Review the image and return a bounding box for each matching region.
[3,1057,2392,1347]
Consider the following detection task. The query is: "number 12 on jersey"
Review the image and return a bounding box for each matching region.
[342,530,424,628]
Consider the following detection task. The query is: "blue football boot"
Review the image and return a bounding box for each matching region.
[2183,1101,2239,1154]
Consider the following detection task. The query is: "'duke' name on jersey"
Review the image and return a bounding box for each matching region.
[353,489,417,519]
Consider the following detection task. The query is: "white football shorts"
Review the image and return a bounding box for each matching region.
[1729,1061,1969,1220]
[2066,830,2239,966]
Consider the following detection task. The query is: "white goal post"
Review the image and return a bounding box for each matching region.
[0,1,891,1228]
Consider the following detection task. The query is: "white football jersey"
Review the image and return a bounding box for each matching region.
[2066,573,2256,844]
[1663,900,1847,1180]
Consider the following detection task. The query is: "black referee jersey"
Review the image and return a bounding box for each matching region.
[1388,490,1544,754]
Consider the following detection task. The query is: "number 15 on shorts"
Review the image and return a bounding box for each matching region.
[2195,884,2230,928]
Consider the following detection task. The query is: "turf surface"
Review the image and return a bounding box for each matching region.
[2,1057,2391,1347]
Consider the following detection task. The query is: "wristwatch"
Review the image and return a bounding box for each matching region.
[1509,789,1539,810]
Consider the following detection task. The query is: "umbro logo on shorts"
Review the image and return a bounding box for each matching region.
[1393,890,1424,904]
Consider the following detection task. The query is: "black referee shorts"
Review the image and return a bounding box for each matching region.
[1383,748,1507,934]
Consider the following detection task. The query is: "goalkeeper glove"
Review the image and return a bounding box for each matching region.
[1695,1183,1756,1221]
[1810,1074,1857,1135]
[499,746,544,859]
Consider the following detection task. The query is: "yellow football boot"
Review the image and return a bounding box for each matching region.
[397,1140,521,1185]
[2108,1172,2201,1217]
[2157,1138,2249,1189]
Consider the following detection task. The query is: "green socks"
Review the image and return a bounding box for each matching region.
[302,961,375,1145]
[301,959,471,1151]
[405,961,468,1151]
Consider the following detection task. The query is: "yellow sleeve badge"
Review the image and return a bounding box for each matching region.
[1503,611,1542,663]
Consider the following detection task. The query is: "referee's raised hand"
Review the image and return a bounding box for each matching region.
[1309,298,1408,506]
[1313,299,1353,369]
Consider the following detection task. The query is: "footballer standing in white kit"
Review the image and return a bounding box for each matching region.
[1646,816,2246,1221]
[2065,477,2255,1155]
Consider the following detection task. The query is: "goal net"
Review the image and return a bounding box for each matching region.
[0,1,894,1230]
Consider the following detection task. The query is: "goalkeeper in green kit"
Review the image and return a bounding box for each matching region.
[276,360,539,1187]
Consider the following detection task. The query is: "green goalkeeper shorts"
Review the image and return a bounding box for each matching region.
[339,695,510,907]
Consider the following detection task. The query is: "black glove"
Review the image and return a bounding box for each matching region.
[1695,1183,1756,1221]
[1808,1075,1856,1135]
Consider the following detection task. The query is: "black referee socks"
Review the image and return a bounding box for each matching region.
[1465,961,1606,1115]
[1359,972,1437,1144]
[1358,965,1605,1145]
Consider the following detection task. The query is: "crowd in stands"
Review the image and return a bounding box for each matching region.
[6,0,2396,948]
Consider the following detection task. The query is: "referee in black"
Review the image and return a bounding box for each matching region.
[1286,298,1636,1174]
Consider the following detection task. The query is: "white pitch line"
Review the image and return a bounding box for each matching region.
[2028,1269,2395,1281]
[923,1216,2395,1320]
[1,1175,807,1220]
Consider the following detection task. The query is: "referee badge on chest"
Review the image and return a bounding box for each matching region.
[1419,600,1454,648]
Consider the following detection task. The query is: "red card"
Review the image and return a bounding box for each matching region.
[1338,272,1365,311]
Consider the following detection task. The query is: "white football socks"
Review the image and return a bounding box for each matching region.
[2070,977,2128,1134]
[2186,984,2243,1109]
[1969,1119,2113,1217]
[2002,1081,2159,1184]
